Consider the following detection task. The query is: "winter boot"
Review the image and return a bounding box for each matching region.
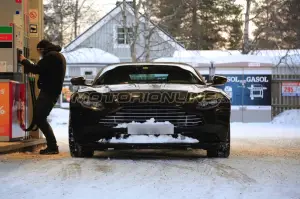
[40,146,59,155]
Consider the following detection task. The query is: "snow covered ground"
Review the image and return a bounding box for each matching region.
[0,108,299,199]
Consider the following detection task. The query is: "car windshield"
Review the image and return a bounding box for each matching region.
[95,65,205,85]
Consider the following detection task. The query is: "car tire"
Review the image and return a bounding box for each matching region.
[69,115,94,158]
[207,127,230,158]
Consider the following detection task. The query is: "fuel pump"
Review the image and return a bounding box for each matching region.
[0,0,38,141]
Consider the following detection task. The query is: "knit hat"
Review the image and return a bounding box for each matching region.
[37,40,62,55]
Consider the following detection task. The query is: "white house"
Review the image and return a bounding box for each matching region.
[63,1,185,63]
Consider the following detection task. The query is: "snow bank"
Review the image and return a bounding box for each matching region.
[232,110,300,139]
[272,109,300,125]
[231,122,300,139]
[63,48,120,64]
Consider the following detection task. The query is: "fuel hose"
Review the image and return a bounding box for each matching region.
[22,76,38,132]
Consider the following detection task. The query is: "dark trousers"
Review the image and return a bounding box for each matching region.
[33,91,59,148]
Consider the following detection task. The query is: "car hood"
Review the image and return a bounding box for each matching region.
[78,84,225,94]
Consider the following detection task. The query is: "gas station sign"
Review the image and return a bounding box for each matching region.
[0,26,13,49]
[0,26,13,47]
[202,74,272,106]
[0,34,13,41]
[282,82,300,96]
[0,26,13,33]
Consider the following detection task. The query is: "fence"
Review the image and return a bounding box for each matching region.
[272,66,300,117]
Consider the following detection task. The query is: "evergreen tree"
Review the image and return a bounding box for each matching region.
[155,0,243,50]
[252,0,300,49]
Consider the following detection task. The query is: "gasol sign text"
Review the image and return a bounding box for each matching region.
[227,76,269,83]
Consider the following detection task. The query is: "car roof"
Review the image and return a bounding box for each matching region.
[98,62,197,76]
[93,62,206,85]
[103,62,194,69]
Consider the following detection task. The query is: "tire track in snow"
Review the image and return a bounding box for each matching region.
[203,159,256,184]
[147,158,256,185]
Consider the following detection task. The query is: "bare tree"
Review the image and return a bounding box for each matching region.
[120,0,143,62]
[44,0,99,46]
[118,0,184,62]
[242,0,252,54]
[71,0,98,39]
[142,0,152,61]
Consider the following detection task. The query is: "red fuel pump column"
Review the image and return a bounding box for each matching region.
[0,81,26,141]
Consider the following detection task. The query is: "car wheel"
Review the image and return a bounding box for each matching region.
[207,127,230,158]
[69,115,94,158]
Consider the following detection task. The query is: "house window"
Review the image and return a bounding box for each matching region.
[80,68,96,79]
[84,71,93,76]
[117,27,133,44]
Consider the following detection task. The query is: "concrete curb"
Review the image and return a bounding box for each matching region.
[0,139,46,154]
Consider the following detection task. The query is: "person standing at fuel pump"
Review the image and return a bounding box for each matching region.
[19,40,66,155]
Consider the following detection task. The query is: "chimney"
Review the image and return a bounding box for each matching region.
[116,1,134,8]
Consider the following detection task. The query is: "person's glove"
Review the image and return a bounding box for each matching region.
[19,54,26,63]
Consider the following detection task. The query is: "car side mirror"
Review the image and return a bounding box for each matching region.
[71,76,87,86]
[212,75,227,86]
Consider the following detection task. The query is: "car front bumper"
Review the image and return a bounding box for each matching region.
[75,123,229,144]
[80,142,229,151]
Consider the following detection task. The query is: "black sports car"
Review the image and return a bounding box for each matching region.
[69,63,231,158]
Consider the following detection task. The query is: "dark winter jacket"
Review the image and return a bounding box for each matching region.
[21,42,66,97]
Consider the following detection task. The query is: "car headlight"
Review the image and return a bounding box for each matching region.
[81,100,104,111]
[76,92,104,111]
[195,92,223,110]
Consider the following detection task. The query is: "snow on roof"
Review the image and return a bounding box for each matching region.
[153,56,211,67]
[174,50,300,66]
[211,54,273,64]
[251,49,300,57]
[62,48,120,64]
[173,50,241,58]
[173,51,273,66]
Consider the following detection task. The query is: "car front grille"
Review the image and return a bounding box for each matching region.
[99,104,204,127]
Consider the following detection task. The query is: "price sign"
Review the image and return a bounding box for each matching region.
[282,82,300,96]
